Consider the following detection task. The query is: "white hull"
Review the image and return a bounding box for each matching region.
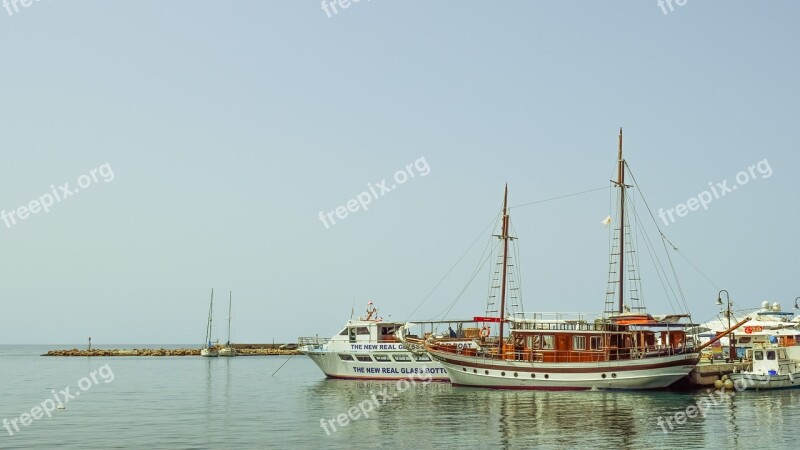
[299,310,475,381]
[429,350,699,390]
[201,348,218,357]
[219,347,236,357]
[303,350,449,380]
[729,372,800,390]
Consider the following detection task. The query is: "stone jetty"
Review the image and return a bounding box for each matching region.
[687,360,746,387]
[43,345,301,357]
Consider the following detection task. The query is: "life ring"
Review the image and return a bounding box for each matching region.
[480,326,490,338]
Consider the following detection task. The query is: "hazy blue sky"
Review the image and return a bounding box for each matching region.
[2,1,798,345]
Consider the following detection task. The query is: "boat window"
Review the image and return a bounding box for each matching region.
[754,351,763,360]
[738,336,751,344]
[338,354,354,361]
[542,335,555,350]
[373,354,391,362]
[590,336,601,350]
[767,351,776,360]
[392,354,411,362]
[339,328,349,336]
[355,355,372,362]
[413,354,431,362]
[381,326,397,335]
[357,327,371,335]
[573,336,586,350]
[528,335,541,349]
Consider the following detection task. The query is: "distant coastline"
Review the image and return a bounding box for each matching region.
[40,343,300,357]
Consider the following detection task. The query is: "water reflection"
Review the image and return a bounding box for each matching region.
[305,380,728,448]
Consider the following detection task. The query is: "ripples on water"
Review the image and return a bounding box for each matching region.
[0,346,797,449]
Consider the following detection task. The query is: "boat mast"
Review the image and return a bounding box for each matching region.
[498,184,510,351]
[617,128,625,314]
[227,291,232,345]
[208,288,214,346]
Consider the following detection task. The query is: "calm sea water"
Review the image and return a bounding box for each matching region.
[0,345,797,449]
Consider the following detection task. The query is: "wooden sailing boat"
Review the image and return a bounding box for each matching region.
[425,129,700,389]
[201,289,219,357]
[219,291,237,357]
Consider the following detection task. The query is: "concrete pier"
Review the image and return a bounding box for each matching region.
[688,360,747,387]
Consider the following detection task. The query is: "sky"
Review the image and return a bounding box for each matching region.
[1,1,798,345]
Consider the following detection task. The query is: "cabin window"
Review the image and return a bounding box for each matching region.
[542,335,555,350]
[754,351,763,360]
[413,354,431,362]
[338,328,349,336]
[357,327,371,335]
[338,354,354,361]
[573,336,586,350]
[392,354,411,362]
[767,351,776,360]
[738,337,751,344]
[373,354,391,362]
[355,355,372,362]
[381,326,397,335]
[528,335,541,349]
[590,336,601,350]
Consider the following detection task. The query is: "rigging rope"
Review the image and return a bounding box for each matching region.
[624,162,714,315]
[510,186,609,209]
[404,212,500,322]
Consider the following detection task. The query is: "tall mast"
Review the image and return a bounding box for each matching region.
[498,184,510,351]
[617,128,625,314]
[227,291,232,345]
[206,288,214,345]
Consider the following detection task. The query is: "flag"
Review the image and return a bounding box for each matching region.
[601,216,612,226]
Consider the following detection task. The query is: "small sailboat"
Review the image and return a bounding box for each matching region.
[201,289,219,357]
[219,291,237,357]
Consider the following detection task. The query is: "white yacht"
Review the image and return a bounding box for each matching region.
[695,301,799,359]
[299,301,473,380]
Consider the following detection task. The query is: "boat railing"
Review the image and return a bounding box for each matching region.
[511,312,605,323]
[298,336,330,348]
[511,322,625,332]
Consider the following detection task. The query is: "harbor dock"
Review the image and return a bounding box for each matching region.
[687,360,747,387]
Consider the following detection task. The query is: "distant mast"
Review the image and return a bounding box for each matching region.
[227,291,232,345]
[617,128,625,314]
[498,184,510,351]
[208,289,214,346]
